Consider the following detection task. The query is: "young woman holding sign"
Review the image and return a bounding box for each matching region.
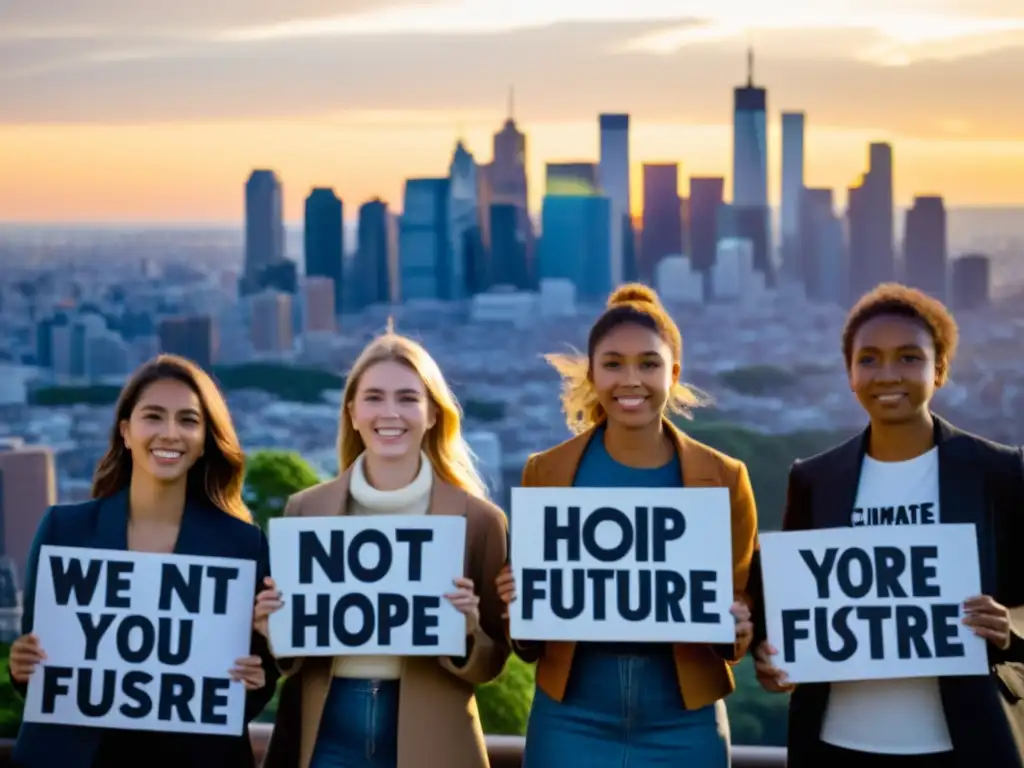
[495,284,759,768]
[751,283,1024,767]
[256,325,510,768]
[8,354,278,768]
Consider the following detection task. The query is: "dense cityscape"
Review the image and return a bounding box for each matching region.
[2,50,1024,681]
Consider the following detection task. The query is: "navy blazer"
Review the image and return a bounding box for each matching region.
[11,490,279,768]
[750,415,1024,767]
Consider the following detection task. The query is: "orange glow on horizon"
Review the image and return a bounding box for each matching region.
[1,118,1022,223]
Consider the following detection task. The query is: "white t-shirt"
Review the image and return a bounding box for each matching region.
[820,447,953,755]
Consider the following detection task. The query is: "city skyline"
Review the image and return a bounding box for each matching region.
[2,0,1024,222]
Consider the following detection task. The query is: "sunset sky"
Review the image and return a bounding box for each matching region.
[2,0,1023,223]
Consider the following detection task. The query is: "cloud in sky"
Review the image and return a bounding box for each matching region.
[1,0,1023,140]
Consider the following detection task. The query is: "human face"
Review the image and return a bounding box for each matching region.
[348,360,436,461]
[849,314,939,425]
[591,322,678,429]
[120,378,206,485]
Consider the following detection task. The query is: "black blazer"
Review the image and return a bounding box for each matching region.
[750,415,1024,767]
[11,490,279,768]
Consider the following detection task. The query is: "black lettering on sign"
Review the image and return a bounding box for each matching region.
[50,557,134,609]
[40,667,232,726]
[289,592,442,650]
[298,528,434,584]
[799,545,941,600]
[519,567,718,624]
[782,544,956,665]
[158,563,240,616]
[541,505,687,563]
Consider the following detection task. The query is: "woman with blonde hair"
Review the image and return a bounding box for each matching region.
[496,284,759,767]
[257,325,510,768]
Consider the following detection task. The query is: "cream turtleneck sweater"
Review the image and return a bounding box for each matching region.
[332,451,433,680]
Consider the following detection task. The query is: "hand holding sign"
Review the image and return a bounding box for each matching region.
[228,655,265,690]
[444,577,480,636]
[9,633,47,684]
[495,565,515,619]
[731,601,753,647]
[962,594,1012,650]
[753,641,795,694]
[253,576,284,641]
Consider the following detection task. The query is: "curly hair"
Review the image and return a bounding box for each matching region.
[545,283,711,433]
[842,283,959,385]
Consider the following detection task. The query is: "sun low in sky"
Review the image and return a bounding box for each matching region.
[1,0,1023,222]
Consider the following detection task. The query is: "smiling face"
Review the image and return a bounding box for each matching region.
[591,322,679,429]
[348,359,436,461]
[849,313,940,425]
[120,378,206,485]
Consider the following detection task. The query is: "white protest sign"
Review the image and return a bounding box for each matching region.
[509,487,735,643]
[23,546,256,735]
[759,523,989,684]
[268,515,467,657]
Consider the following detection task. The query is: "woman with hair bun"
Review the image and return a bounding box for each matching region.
[495,284,759,767]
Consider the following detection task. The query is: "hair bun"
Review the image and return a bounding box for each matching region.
[607,283,661,309]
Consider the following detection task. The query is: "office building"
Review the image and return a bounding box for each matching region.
[599,113,631,286]
[304,188,344,315]
[903,195,948,302]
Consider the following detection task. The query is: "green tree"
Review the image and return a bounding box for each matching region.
[244,450,323,531]
[0,643,23,738]
[476,654,535,735]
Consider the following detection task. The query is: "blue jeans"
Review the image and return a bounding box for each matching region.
[523,645,730,768]
[310,678,400,768]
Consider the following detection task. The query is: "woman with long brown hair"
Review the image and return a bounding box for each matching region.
[496,284,759,767]
[9,354,278,768]
[256,326,510,768]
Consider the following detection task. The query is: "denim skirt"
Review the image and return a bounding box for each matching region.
[310,678,400,768]
[523,644,730,768]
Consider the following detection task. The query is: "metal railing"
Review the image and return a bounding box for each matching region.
[0,727,788,766]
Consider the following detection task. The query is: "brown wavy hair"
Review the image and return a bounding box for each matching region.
[92,354,251,522]
[338,324,488,499]
[546,283,711,434]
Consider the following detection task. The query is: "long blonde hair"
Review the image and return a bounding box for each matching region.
[338,326,488,498]
[546,284,710,434]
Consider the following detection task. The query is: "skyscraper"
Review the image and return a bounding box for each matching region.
[640,164,683,283]
[304,188,344,315]
[158,315,216,369]
[731,51,773,286]
[732,50,768,209]
[242,170,284,296]
[539,195,612,303]
[599,113,631,287]
[489,90,534,286]
[951,255,990,310]
[545,163,600,195]
[780,112,806,279]
[903,195,948,302]
[447,141,478,300]
[0,439,56,587]
[800,188,845,304]
[847,143,895,302]
[399,178,450,302]
[688,177,725,289]
[355,199,393,309]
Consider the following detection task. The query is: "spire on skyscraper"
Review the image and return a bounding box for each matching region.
[747,46,754,86]
[507,86,515,122]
